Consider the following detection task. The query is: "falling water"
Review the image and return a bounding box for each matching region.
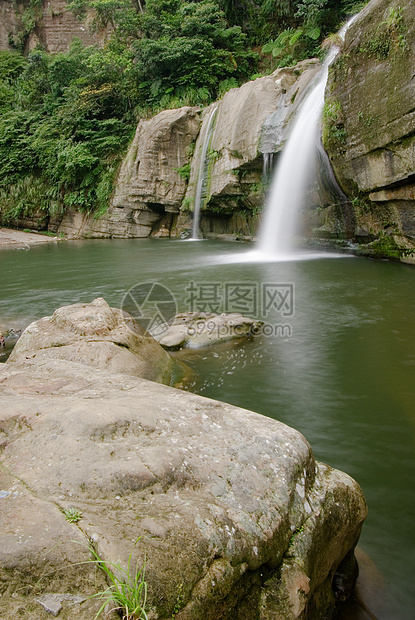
[262,152,277,186]
[191,107,218,240]
[258,21,355,258]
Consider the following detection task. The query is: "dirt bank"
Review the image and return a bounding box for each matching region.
[0,227,62,248]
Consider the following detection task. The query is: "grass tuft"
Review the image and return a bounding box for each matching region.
[87,545,148,620]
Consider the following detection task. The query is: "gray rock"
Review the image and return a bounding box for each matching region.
[181,60,322,238]
[0,0,97,57]
[58,107,201,239]
[35,594,63,616]
[35,593,88,615]
[152,312,263,349]
[324,0,415,257]
[7,297,182,385]
[0,346,367,619]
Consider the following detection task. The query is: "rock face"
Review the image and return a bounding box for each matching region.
[0,0,96,54]
[180,60,323,238]
[0,301,367,620]
[324,0,415,258]
[8,298,182,385]
[58,107,201,238]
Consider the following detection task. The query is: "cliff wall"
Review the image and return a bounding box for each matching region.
[0,0,96,54]
[58,107,201,238]
[3,0,415,260]
[179,60,324,239]
[324,0,415,258]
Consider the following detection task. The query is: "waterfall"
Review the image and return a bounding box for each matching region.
[262,152,277,187]
[191,107,218,240]
[258,20,356,257]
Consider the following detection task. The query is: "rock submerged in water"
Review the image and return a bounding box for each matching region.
[0,300,367,619]
[151,311,263,350]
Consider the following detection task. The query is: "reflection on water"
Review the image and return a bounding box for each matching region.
[0,238,414,619]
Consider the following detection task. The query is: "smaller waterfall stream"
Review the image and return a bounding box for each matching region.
[258,20,355,258]
[191,107,218,240]
[262,152,277,186]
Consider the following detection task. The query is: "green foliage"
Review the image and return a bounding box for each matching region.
[341,0,368,14]
[218,77,239,97]
[358,4,407,59]
[357,111,378,136]
[260,0,370,66]
[63,507,83,523]
[367,233,412,260]
[218,0,294,44]
[322,99,346,146]
[0,41,134,223]
[8,0,43,51]
[88,545,148,620]
[380,5,408,53]
[0,177,61,226]
[289,524,304,547]
[181,197,192,212]
[133,0,258,105]
[175,163,191,181]
[262,26,321,67]
[359,35,390,59]
[351,194,372,214]
[171,582,184,618]
[0,51,28,82]
[0,0,368,225]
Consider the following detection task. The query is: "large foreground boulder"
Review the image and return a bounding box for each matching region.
[0,317,367,619]
[7,298,182,385]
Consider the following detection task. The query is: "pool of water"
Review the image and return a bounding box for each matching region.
[1,238,414,618]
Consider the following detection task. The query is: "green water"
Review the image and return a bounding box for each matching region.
[1,238,414,618]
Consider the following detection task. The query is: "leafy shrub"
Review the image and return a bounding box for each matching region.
[322,99,346,146]
[0,0,366,225]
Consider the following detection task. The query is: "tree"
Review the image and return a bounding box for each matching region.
[133,0,257,104]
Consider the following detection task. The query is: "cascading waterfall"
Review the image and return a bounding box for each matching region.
[258,20,355,258]
[191,107,218,240]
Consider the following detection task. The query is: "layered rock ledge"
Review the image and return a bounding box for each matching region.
[324,0,415,260]
[0,301,367,619]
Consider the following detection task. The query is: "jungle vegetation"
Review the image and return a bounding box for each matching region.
[0,0,367,225]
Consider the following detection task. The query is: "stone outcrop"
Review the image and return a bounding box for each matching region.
[324,0,415,259]
[58,107,201,238]
[1,302,367,619]
[151,312,263,350]
[8,298,183,385]
[180,60,323,238]
[0,0,96,54]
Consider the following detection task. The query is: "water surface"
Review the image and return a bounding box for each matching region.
[1,238,414,618]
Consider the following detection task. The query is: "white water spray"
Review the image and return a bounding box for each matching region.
[191,107,218,240]
[258,20,356,258]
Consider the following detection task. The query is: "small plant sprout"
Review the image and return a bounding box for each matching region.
[171,582,184,619]
[63,507,83,523]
